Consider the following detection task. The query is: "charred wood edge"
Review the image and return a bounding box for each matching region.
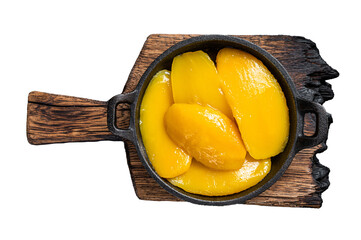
[302,114,332,207]
[294,36,338,207]
[294,36,339,104]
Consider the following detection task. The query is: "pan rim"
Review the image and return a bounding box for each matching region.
[130,35,301,205]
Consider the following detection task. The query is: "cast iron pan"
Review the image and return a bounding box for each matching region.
[106,35,329,205]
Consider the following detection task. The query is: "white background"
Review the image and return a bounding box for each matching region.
[0,0,359,239]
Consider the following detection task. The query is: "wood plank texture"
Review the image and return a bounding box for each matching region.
[27,91,130,144]
[122,34,338,208]
[26,34,339,208]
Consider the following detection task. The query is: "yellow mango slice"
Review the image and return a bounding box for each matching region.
[217,48,289,159]
[140,70,192,178]
[171,50,233,119]
[168,154,271,196]
[164,103,247,171]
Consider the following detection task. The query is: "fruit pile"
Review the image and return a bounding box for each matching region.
[140,48,289,196]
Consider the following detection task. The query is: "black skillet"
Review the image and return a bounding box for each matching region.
[106,35,329,206]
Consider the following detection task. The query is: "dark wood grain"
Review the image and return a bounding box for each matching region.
[26,34,339,208]
[122,34,338,208]
[27,91,130,144]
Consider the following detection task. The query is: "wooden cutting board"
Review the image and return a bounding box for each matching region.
[27,34,339,208]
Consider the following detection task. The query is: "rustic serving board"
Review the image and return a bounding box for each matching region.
[27,34,339,208]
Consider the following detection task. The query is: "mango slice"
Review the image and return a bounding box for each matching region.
[140,70,192,178]
[168,154,271,196]
[217,48,289,159]
[171,50,233,119]
[164,103,247,171]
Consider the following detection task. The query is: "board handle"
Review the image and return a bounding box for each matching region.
[27,91,131,145]
[295,97,332,152]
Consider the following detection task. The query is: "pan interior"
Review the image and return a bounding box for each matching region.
[134,36,298,205]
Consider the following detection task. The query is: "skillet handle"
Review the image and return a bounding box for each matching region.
[107,91,137,142]
[295,97,331,152]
